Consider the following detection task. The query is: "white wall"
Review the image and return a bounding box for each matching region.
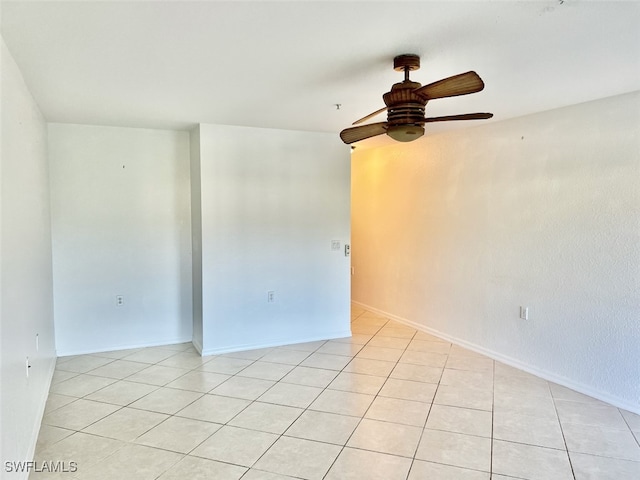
[352,91,640,412]
[48,124,192,355]
[195,124,351,354]
[1,38,56,476]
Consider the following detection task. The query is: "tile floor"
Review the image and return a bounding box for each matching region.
[30,305,640,479]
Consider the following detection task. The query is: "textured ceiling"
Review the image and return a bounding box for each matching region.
[2,1,639,148]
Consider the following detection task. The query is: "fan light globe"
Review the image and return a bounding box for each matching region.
[386,125,424,142]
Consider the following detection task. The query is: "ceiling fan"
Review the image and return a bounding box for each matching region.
[340,54,493,144]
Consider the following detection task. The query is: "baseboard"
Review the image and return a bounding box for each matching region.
[200,330,352,357]
[352,301,640,415]
[56,337,193,357]
[20,356,57,480]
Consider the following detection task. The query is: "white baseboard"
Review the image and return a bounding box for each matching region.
[352,301,640,415]
[200,330,352,357]
[56,337,193,357]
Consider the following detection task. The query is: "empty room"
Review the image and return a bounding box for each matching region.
[1,1,639,479]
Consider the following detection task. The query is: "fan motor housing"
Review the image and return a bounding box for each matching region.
[384,81,427,126]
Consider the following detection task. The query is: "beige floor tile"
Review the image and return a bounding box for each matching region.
[570,451,640,480]
[621,409,640,433]
[284,410,360,445]
[90,347,142,360]
[343,357,396,377]
[43,393,77,415]
[427,404,493,438]
[309,389,374,417]
[494,374,552,398]
[42,399,120,431]
[34,432,124,472]
[332,333,373,345]
[325,447,412,480]
[376,326,417,339]
[122,348,178,364]
[241,468,300,479]
[85,380,158,406]
[390,363,442,383]
[82,407,167,441]
[191,425,278,467]
[351,323,382,335]
[176,394,250,424]
[416,429,491,472]
[277,340,327,352]
[85,359,148,379]
[259,381,324,408]
[356,345,403,362]
[55,355,114,374]
[198,356,254,374]
[229,402,303,434]
[365,396,430,427]
[406,339,452,354]
[280,366,338,388]
[399,350,448,368]
[77,443,183,480]
[210,375,275,401]
[157,352,211,370]
[157,455,247,480]
[493,409,565,449]
[434,384,493,411]
[258,348,312,365]
[408,460,490,480]
[50,369,79,385]
[237,361,295,381]
[128,387,202,414]
[125,365,190,386]
[562,423,640,461]
[378,378,437,403]
[328,371,386,395]
[550,383,610,405]
[315,341,364,357]
[445,354,494,372]
[492,439,574,480]
[367,335,411,350]
[49,374,117,398]
[253,436,342,480]
[164,370,230,393]
[494,388,556,415]
[35,425,74,451]
[347,418,422,457]
[136,416,221,453]
[439,368,493,389]
[555,399,630,430]
[220,348,272,361]
[300,352,352,371]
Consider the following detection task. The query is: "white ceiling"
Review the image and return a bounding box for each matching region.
[2,1,639,148]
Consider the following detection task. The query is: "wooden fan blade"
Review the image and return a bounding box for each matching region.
[414,71,485,100]
[353,106,388,125]
[424,112,493,123]
[340,122,388,144]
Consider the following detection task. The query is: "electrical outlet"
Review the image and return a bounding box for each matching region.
[331,240,341,251]
[116,295,124,306]
[267,291,275,303]
[519,306,529,320]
